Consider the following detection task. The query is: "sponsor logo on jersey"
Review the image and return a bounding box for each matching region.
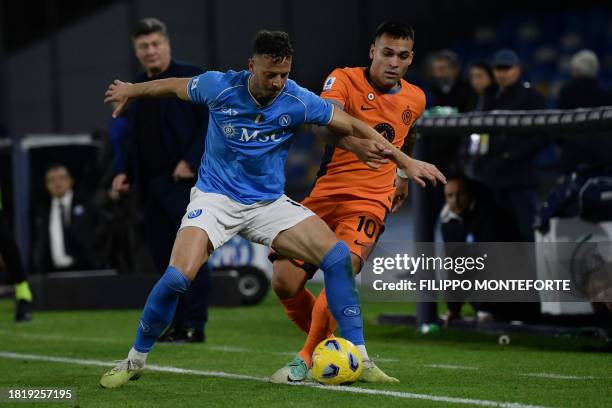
[360,105,376,111]
[367,92,375,101]
[222,123,237,138]
[374,122,395,142]
[323,76,336,91]
[221,106,239,116]
[239,128,283,143]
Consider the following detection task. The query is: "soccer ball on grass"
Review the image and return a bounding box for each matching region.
[310,337,362,385]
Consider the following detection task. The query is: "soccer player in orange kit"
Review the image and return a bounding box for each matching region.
[270,21,428,383]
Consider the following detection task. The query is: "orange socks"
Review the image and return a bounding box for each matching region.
[298,289,336,367]
[279,288,316,334]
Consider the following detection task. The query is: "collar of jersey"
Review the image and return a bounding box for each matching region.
[364,68,402,95]
[246,74,286,109]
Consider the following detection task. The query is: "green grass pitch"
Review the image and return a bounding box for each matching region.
[0,283,610,407]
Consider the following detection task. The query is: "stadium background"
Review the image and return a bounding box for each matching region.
[1,0,611,224]
[1,0,611,134]
[0,1,611,407]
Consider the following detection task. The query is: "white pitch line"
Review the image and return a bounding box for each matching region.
[520,373,595,380]
[0,330,401,362]
[207,345,251,353]
[425,364,479,370]
[0,351,549,408]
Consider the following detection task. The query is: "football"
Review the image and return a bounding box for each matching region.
[310,337,363,385]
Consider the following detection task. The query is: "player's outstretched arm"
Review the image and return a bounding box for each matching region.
[104,78,190,118]
[312,126,391,169]
[326,107,446,187]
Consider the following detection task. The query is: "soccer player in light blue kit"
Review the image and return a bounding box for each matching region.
[100,30,445,388]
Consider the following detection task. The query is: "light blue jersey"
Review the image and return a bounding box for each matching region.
[187,70,334,204]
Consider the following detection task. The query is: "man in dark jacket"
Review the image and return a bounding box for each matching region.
[111,18,210,343]
[429,49,474,113]
[558,49,611,109]
[439,174,537,323]
[465,49,547,242]
[33,164,99,273]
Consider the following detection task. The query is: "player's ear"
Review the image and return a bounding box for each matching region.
[248,57,255,73]
[369,44,375,60]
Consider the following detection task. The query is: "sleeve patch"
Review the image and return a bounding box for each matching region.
[323,76,336,91]
[191,76,200,90]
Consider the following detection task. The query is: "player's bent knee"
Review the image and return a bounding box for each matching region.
[271,262,303,299]
[271,275,295,299]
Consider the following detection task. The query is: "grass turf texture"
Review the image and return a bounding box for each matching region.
[0,283,610,408]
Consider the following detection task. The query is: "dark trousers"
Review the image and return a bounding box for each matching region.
[0,212,27,285]
[144,192,210,332]
[412,138,447,326]
[491,189,537,242]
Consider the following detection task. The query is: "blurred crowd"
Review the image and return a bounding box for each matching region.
[421,47,612,325]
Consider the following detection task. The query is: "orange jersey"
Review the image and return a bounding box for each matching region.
[308,67,426,210]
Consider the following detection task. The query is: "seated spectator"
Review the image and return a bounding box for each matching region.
[429,49,474,113]
[468,61,496,112]
[558,49,612,109]
[32,164,99,273]
[439,173,521,324]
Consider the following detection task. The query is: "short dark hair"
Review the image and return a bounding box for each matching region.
[434,49,459,68]
[45,163,70,177]
[132,17,168,40]
[253,30,294,61]
[470,60,494,81]
[374,21,415,43]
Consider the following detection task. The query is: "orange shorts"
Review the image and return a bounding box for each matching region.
[301,195,386,264]
[269,195,387,274]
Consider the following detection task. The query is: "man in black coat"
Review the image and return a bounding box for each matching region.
[111,18,210,343]
[556,50,612,172]
[464,49,547,242]
[558,49,611,109]
[440,174,538,323]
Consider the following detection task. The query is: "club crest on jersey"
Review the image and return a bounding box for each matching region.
[367,92,375,101]
[402,108,412,125]
[323,76,336,91]
[187,209,203,219]
[278,114,292,127]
